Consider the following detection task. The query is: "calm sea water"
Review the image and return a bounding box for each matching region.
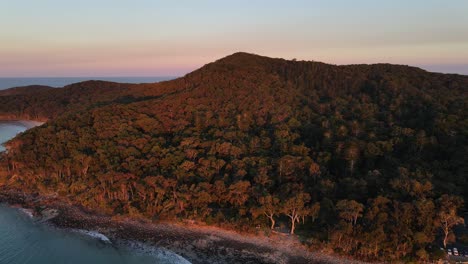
[0,77,176,90]
[0,205,191,264]
[0,122,190,264]
[0,121,26,152]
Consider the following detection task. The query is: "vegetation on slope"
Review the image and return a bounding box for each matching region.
[1,52,467,261]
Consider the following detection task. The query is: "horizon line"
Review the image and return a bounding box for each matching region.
[0,76,180,79]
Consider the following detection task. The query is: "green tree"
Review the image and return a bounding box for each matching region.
[281,192,311,234]
[253,195,280,229]
[436,195,464,248]
[336,199,364,226]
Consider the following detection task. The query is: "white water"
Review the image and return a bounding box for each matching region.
[71,229,112,243]
[0,205,191,264]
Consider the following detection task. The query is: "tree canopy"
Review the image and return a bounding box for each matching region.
[1,52,467,261]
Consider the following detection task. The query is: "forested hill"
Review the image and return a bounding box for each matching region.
[1,52,468,261]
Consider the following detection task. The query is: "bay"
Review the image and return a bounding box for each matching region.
[0,121,27,152]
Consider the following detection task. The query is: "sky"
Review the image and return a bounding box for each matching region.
[0,0,467,77]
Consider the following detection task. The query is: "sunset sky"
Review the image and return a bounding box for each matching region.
[1,0,467,77]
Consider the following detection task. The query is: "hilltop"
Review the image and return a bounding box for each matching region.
[1,52,467,262]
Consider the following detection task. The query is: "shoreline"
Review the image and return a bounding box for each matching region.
[0,189,364,264]
[16,120,45,129]
[0,121,365,263]
[0,119,45,129]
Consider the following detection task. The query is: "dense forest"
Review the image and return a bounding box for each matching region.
[1,52,467,261]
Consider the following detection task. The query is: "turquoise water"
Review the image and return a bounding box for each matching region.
[0,205,190,264]
[0,121,26,152]
[0,121,190,264]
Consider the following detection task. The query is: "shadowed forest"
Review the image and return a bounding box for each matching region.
[0,53,467,262]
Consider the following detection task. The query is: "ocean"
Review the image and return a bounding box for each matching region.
[0,77,176,90]
[0,205,189,264]
[0,121,27,152]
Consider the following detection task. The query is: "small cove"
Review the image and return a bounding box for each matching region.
[0,121,27,152]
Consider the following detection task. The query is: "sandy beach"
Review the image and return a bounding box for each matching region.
[16,120,45,129]
[0,119,45,129]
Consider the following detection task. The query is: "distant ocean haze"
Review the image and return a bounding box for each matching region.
[0,77,176,90]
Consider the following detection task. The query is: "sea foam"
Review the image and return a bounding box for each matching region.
[117,240,192,264]
[18,208,34,218]
[71,229,112,243]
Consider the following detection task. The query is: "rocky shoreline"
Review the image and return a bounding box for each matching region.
[0,189,365,264]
